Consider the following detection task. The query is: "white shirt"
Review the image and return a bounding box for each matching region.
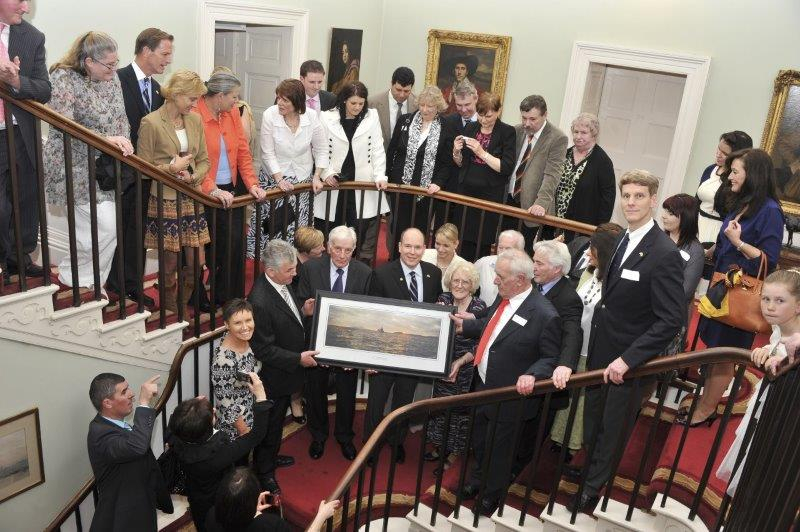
[400,261,423,302]
[260,105,329,181]
[306,93,321,113]
[619,218,655,265]
[264,273,302,323]
[478,285,533,382]
[388,92,408,137]
[330,261,349,291]
[508,122,546,194]
[474,255,499,305]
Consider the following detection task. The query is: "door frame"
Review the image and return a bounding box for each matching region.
[559,41,711,203]
[198,0,309,79]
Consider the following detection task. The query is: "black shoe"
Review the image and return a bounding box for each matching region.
[187,290,212,313]
[339,441,357,461]
[276,455,295,468]
[476,497,499,517]
[8,262,44,278]
[260,477,281,495]
[127,290,155,308]
[567,492,599,514]
[563,464,582,481]
[309,440,325,460]
[675,410,718,428]
[423,450,441,462]
[393,444,406,464]
[460,483,480,500]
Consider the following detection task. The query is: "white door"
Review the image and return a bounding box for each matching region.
[213,30,238,73]
[591,66,686,223]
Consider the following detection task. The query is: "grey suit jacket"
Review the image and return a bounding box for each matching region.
[517,122,568,227]
[368,90,418,152]
[7,19,51,164]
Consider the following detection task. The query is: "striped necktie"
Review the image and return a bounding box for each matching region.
[408,271,419,302]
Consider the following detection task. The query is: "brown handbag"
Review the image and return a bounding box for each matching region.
[708,252,771,334]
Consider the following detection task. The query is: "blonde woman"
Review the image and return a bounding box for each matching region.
[138,70,210,314]
[422,223,468,290]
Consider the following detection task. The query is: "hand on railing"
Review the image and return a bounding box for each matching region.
[139,375,161,407]
[603,357,630,385]
[211,187,235,208]
[426,183,441,195]
[375,179,388,191]
[276,177,294,192]
[300,350,320,368]
[0,55,20,89]
[105,135,134,156]
[781,332,800,362]
[552,365,573,389]
[169,152,194,175]
[249,185,267,202]
[308,499,341,532]
[528,204,546,217]
[516,374,536,395]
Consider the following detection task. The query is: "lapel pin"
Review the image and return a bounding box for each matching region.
[426,274,431,278]
[639,252,644,257]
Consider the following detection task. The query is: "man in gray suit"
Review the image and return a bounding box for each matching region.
[0,0,51,279]
[504,95,568,250]
[368,66,418,152]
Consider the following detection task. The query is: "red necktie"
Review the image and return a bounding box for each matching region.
[473,299,510,367]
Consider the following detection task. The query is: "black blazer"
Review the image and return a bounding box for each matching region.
[87,407,172,532]
[458,119,517,188]
[370,259,442,303]
[117,63,164,151]
[385,111,454,188]
[587,223,685,371]
[462,289,561,420]
[8,20,51,164]
[544,277,584,370]
[296,255,373,299]
[564,144,616,226]
[441,113,471,190]
[319,89,337,111]
[248,274,307,397]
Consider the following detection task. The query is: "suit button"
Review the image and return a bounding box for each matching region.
[601,304,605,309]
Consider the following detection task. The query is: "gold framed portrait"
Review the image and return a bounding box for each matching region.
[762,69,800,215]
[424,30,512,115]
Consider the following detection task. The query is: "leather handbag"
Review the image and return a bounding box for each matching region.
[700,252,770,334]
[95,153,136,193]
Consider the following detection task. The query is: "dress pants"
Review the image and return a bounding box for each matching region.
[253,394,290,482]
[306,366,357,444]
[314,189,379,262]
[581,379,652,497]
[107,179,152,295]
[363,372,418,446]
[207,179,246,303]
[0,127,39,268]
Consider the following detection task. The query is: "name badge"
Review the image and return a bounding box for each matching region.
[512,314,528,326]
[679,250,691,262]
[621,269,640,282]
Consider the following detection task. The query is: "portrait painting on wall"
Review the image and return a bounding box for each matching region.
[327,28,363,94]
[0,408,44,504]
[762,69,800,216]
[424,30,512,114]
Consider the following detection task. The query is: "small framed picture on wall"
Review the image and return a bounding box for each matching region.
[328,28,363,94]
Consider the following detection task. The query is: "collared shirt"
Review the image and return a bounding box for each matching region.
[260,105,328,181]
[265,273,302,323]
[478,285,533,382]
[330,261,349,291]
[508,121,546,194]
[306,93,321,113]
[131,60,152,110]
[539,277,559,295]
[461,112,478,129]
[101,410,141,430]
[400,260,423,302]
[388,92,408,137]
[620,218,655,265]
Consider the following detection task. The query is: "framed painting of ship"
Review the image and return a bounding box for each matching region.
[310,291,455,378]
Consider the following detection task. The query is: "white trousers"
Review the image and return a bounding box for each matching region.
[58,201,117,289]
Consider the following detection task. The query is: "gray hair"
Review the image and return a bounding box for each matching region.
[571,112,600,138]
[533,240,572,276]
[519,94,547,114]
[50,31,118,74]
[454,80,478,99]
[328,225,357,248]
[443,261,480,294]
[497,229,526,250]
[261,239,297,271]
[206,71,241,96]
[417,85,448,113]
[498,249,534,281]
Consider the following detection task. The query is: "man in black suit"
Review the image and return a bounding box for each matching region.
[300,59,336,112]
[296,225,372,461]
[0,0,50,279]
[248,239,319,494]
[364,228,442,462]
[568,170,684,513]
[452,248,561,515]
[108,28,173,306]
[87,373,172,532]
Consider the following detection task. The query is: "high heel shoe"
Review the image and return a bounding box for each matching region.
[675,410,718,428]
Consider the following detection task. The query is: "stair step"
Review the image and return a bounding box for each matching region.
[539,504,597,531]
[407,503,451,532]
[359,517,410,532]
[492,507,544,532]
[447,507,496,532]
[651,496,710,532]
[593,499,656,532]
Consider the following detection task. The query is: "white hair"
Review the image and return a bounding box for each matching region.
[328,225,357,248]
[261,239,297,271]
[497,229,525,251]
[498,249,534,281]
[533,240,572,276]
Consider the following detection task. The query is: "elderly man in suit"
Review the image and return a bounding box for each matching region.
[87,373,172,532]
[567,170,684,513]
[474,229,525,305]
[368,66,418,152]
[0,0,50,280]
[297,225,372,461]
[504,95,568,250]
[109,28,173,307]
[364,228,442,463]
[248,239,319,494]
[300,59,336,113]
[451,248,561,515]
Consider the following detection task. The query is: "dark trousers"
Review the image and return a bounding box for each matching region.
[107,179,152,294]
[253,394,290,481]
[206,180,246,303]
[306,366,357,444]
[363,372,418,446]
[581,379,651,497]
[0,127,39,267]
[314,190,379,262]
[501,194,538,254]
[512,406,558,477]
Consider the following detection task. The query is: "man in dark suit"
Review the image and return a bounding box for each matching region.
[87,373,172,532]
[452,248,561,515]
[296,225,372,461]
[568,170,684,513]
[108,28,173,306]
[364,228,442,462]
[0,1,50,279]
[248,239,319,494]
[300,59,336,112]
[505,95,569,251]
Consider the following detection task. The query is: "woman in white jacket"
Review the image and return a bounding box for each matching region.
[312,81,389,262]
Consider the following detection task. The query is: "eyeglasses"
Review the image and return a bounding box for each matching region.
[450,279,472,287]
[93,58,119,71]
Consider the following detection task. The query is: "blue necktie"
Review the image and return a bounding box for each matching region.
[332,268,344,293]
[408,271,419,302]
[142,77,152,112]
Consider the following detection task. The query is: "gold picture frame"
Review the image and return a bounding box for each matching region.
[424,29,512,114]
[0,408,44,504]
[762,69,800,215]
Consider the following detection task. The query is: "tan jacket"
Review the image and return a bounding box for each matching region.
[368,90,418,152]
[137,106,210,200]
[517,121,568,227]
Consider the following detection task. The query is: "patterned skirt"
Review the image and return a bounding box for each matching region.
[246,169,310,258]
[144,194,210,253]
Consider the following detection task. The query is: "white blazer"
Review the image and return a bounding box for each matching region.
[260,105,328,180]
[314,108,390,221]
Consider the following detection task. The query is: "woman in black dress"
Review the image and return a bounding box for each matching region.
[452,92,516,260]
